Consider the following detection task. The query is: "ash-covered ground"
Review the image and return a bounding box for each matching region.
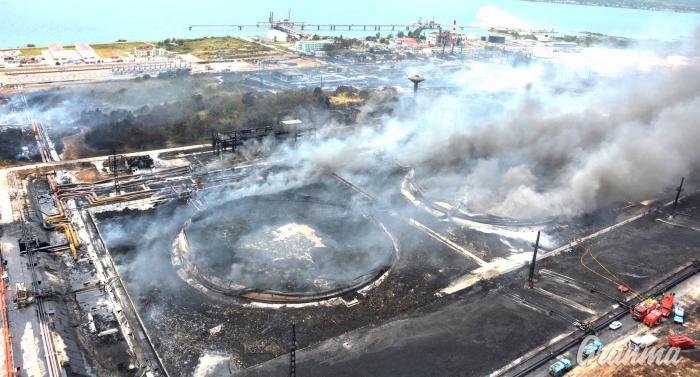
[238,194,700,377]
[95,178,479,376]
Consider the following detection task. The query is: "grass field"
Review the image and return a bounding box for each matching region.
[163,37,272,60]
[5,38,268,60]
[329,92,365,106]
[20,45,76,56]
[16,47,43,56]
[6,42,149,59]
[91,42,151,58]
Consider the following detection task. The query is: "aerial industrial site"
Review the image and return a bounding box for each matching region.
[1,3,700,377]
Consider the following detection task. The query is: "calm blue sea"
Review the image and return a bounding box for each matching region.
[1,0,699,47]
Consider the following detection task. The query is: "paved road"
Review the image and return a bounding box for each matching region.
[1,227,49,377]
[525,272,700,376]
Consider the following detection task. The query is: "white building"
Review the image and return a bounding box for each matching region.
[75,43,98,61]
[0,50,21,59]
[296,40,333,54]
[427,32,440,46]
[134,45,167,58]
[48,44,75,61]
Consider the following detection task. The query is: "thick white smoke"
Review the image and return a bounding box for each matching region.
[231,31,700,220]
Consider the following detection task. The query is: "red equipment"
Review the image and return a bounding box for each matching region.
[668,335,695,349]
[631,299,659,320]
[660,293,675,317]
[617,285,630,293]
[644,309,663,327]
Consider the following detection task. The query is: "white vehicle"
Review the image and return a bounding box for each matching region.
[608,321,622,330]
[629,334,658,350]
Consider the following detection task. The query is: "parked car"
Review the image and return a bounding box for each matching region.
[674,305,685,324]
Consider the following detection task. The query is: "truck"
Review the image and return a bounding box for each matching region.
[581,339,604,358]
[631,298,659,320]
[14,282,29,306]
[548,358,572,377]
[674,305,685,324]
[630,334,658,349]
[644,309,663,327]
[660,293,675,317]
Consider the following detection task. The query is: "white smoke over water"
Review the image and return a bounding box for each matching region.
[475,6,532,30]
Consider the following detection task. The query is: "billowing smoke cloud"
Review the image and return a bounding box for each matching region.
[223,30,700,220]
[475,6,532,30]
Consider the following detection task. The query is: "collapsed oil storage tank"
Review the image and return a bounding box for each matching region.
[171,193,398,304]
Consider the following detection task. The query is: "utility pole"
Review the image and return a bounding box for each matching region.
[258,60,265,88]
[672,176,685,216]
[289,323,296,377]
[111,149,119,195]
[528,231,541,288]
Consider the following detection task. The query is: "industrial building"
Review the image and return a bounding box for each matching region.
[75,43,98,62]
[488,34,507,44]
[295,39,333,54]
[271,69,305,82]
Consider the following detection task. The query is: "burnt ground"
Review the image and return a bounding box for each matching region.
[236,194,700,377]
[0,127,40,164]
[96,182,479,377]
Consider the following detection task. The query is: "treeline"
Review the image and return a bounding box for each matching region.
[79,87,351,153]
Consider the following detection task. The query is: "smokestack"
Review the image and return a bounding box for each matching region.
[408,75,425,94]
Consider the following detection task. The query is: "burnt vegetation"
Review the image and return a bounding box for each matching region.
[72,79,386,153]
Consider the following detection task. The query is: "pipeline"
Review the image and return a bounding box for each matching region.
[0,265,14,376]
[53,223,79,258]
[579,246,646,300]
[43,172,160,258]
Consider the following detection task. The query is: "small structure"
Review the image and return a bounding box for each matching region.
[134,45,167,58]
[488,35,506,44]
[272,70,305,83]
[280,119,304,129]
